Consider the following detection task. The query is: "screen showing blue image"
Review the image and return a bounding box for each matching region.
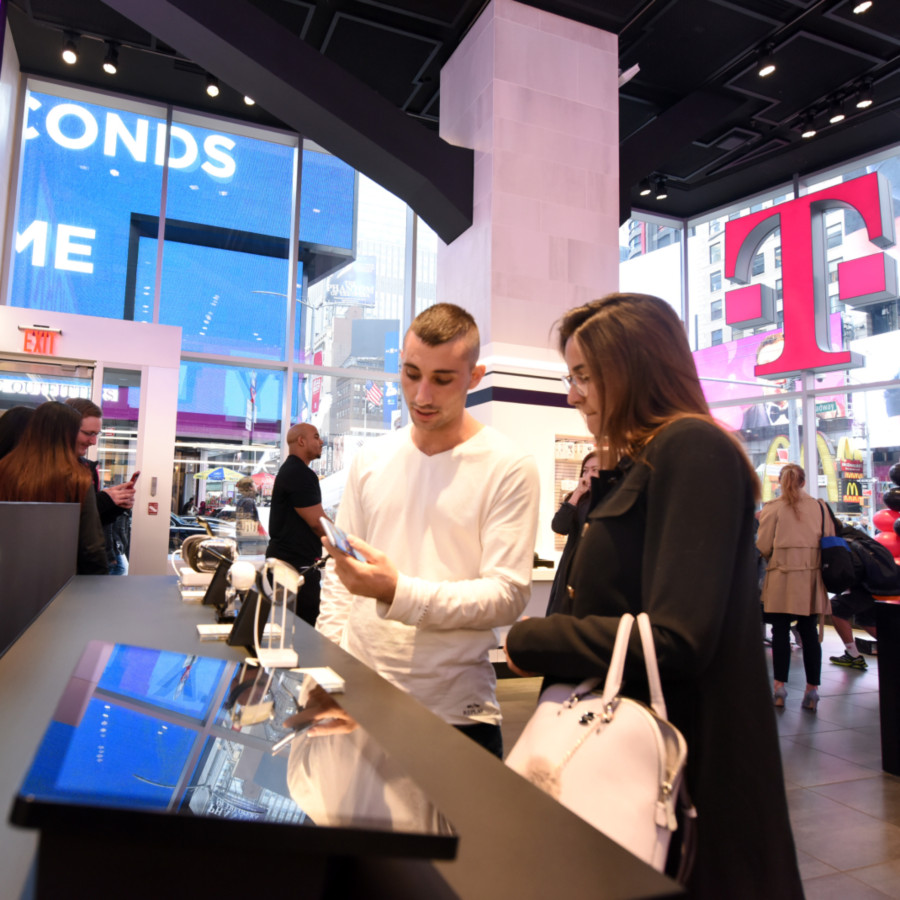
[158,239,288,360]
[10,90,357,333]
[13,640,457,857]
[98,645,228,719]
[20,703,198,811]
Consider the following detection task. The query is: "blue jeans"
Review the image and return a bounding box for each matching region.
[108,554,129,576]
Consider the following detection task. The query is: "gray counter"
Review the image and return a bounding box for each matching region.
[1,576,679,900]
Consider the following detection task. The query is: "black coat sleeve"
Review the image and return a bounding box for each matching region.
[507,421,752,685]
[78,493,110,574]
[95,488,125,526]
[550,500,577,536]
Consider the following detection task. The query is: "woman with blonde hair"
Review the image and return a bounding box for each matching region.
[758,462,832,711]
[504,293,802,898]
[0,401,107,574]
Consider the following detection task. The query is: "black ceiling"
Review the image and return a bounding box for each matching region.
[6,0,900,224]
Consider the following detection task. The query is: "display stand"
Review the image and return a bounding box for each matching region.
[254,558,302,668]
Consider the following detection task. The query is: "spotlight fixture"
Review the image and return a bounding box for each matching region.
[856,79,873,109]
[61,35,78,65]
[102,42,119,75]
[799,114,817,140]
[638,177,652,197]
[654,176,668,201]
[828,99,845,124]
[757,44,776,78]
[205,74,220,98]
[853,1,873,13]
[243,96,255,106]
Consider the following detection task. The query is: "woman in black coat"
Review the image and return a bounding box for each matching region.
[505,294,802,899]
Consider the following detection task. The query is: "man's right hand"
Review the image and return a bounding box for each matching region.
[104,481,136,509]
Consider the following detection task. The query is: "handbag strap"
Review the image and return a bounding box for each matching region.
[599,613,636,707]
[598,613,669,719]
[818,499,825,539]
[636,612,667,720]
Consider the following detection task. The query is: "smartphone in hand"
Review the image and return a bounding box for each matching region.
[320,517,366,562]
[129,471,141,485]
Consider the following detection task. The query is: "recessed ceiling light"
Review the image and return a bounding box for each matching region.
[856,80,874,109]
[102,42,118,75]
[205,73,220,98]
[757,44,776,78]
[62,36,78,65]
[853,1,873,13]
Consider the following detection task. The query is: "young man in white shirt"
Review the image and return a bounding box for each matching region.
[317,303,540,756]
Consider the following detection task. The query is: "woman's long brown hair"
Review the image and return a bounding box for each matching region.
[0,401,91,503]
[558,293,761,500]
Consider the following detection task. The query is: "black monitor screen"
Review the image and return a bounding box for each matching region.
[12,641,456,859]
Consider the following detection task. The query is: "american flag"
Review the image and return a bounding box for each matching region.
[365,380,383,406]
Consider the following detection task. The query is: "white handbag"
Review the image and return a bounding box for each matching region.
[505,613,696,879]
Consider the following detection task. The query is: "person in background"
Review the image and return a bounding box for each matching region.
[65,398,136,575]
[504,294,802,897]
[547,450,598,614]
[235,476,261,536]
[0,401,107,574]
[757,463,831,712]
[266,423,327,625]
[0,406,35,459]
[317,303,540,759]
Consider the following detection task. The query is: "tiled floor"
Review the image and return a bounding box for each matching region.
[497,626,900,898]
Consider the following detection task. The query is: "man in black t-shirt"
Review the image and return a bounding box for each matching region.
[266,423,326,624]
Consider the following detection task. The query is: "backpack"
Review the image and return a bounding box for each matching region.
[819,503,855,593]
[840,524,900,595]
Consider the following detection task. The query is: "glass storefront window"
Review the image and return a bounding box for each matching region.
[173,361,284,523]
[297,174,407,362]
[158,113,296,359]
[618,215,684,318]
[9,86,166,319]
[415,217,438,317]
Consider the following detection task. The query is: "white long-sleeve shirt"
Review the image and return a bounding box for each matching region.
[317,425,540,726]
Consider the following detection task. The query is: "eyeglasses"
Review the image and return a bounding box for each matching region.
[79,429,101,438]
[561,374,590,397]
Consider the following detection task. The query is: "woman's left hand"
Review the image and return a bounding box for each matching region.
[504,632,538,677]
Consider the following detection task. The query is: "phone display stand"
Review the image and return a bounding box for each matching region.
[227,588,270,650]
[254,558,301,668]
[202,559,231,611]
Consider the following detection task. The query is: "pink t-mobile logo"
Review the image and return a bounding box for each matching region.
[725,172,897,378]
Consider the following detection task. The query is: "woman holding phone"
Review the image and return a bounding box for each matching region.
[504,294,802,898]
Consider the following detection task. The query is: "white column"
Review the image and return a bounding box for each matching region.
[437,0,620,557]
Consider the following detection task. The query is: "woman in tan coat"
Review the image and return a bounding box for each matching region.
[758,463,832,711]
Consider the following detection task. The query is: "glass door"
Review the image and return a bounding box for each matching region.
[96,367,142,574]
[0,358,94,413]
